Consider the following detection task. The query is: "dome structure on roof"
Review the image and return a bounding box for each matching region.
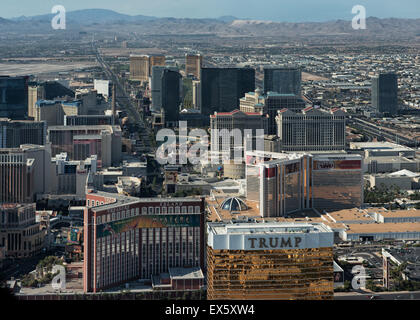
[220,197,248,212]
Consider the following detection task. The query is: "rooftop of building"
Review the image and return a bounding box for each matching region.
[0,118,45,124]
[87,190,203,211]
[168,267,204,280]
[345,223,420,234]
[371,169,420,178]
[48,125,121,132]
[325,208,375,222]
[364,156,417,163]
[244,150,361,162]
[350,141,413,151]
[243,91,301,99]
[210,109,264,118]
[73,134,102,140]
[0,144,46,153]
[373,209,420,218]
[208,221,332,236]
[65,114,112,118]
[206,195,322,223]
[0,203,34,210]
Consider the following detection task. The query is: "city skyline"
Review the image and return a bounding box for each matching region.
[1,0,420,304]
[1,0,419,21]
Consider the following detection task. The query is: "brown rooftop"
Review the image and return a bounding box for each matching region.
[346,223,420,234]
[377,209,420,218]
[206,196,321,222]
[327,208,374,222]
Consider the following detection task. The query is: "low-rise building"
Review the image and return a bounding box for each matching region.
[367,170,419,190]
[340,223,420,241]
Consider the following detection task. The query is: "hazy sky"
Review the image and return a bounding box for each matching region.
[1,0,419,21]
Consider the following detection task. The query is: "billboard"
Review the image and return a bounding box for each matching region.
[96,214,201,238]
[334,271,344,283]
[68,228,80,244]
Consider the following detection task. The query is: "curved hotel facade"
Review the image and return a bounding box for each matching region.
[83,191,205,293]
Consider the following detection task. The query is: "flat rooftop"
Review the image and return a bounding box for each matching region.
[350,142,413,151]
[168,267,204,280]
[375,209,420,218]
[326,208,375,222]
[88,190,202,211]
[365,156,416,163]
[207,196,323,223]
[48,125,120,131]
[208,221,331,236]
[345,223,420,234]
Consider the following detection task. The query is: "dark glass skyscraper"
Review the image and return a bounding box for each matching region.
[161,69,182,124]
[264,67,302,95]
[371,73,398,116]
[201,68,255,116]
[0,118,46,148]
[0,76,29,119]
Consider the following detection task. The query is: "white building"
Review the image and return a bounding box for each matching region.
[94,80,110,99]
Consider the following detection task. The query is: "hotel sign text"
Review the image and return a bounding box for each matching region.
[246,236,303,249]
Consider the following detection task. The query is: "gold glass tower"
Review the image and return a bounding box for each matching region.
[207,222,334,300]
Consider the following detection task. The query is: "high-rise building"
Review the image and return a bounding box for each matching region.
[275,107,346,152]
[210,109,267,157]
[34,100,81,126]
[0,76,29,120]
[93,80,110,99]
[28,81,75,118]
[245,151,363,217]
[371,73,398,116]
[0,144,53,203]
[162,69,183,125]
[0,149,34,203]
[0,118,46,148]
[207,221,334,300]
[264,66,302,95]
[240,89,307,135]
[42,81,75,100]
[51,153,96,196]
[47,125,122,168]
[151,66,180,114]
[130,55,150,83]
[201,68,255,116]
[185,54,203,79]
[0,203,44,259]
[192,80,201,111]
[28,85,45,118]
[151,66,166,112]
[151,66,183,125]
[130,55,166,83]
[75,89,97,114]
[83,191,206,292]
[150,55,166,72]
[64,115,114,126]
